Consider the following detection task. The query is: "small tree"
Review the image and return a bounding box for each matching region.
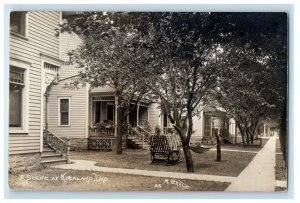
[136,13,221,172]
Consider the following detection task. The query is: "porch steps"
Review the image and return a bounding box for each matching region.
[41,153,63,160]
[127,137,150,149]
[41,144,67,166]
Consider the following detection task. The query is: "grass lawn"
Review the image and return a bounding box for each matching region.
[70,143,260,177]
[221,137,268,151]
[9,168,230,191]
[275,138,287,192]
[275,137,284,154]
[275,139,287,181]
[9,138,270,191]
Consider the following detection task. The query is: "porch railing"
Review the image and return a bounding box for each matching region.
[43,130,70,163]
[89,121,115,136]
[89,136,127,150]
[128,124,152,148]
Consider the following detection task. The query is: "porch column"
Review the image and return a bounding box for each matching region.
[160,112,164,133]
[263,123,266,137]
[235,122,237,144]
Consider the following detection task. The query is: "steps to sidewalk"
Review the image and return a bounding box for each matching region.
[127,137,150,149]
[41,153,63,161]
[41,158,68,166]
[41,143,67,166]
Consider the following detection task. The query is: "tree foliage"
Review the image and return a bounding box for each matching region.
[62,12,152,154]
[209,13,287,158]
[60,12,288,169]
[135,13,223,172]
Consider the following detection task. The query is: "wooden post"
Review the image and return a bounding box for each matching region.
[137,102,140,126]
[66,137,71,164]
[210,116,213,138]
[259,138,262,148]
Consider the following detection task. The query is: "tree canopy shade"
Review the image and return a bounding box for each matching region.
[213,42,282,145]
[60,12,288,170]
[208,12,288,160]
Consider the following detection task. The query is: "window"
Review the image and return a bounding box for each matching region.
[59,98,70,126]
[10,12,27,36]
[9,66,25,127]
[9,62,29,133]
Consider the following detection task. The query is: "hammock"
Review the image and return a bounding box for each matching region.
[189,144,216,154]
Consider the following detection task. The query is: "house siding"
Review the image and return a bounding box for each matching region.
[9,12,61,155]
[47,66,88,138]
[192,114,203,138]
[148,103,161,133]
[60,32,83,62]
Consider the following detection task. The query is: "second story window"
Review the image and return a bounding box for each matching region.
[10,12,27,36]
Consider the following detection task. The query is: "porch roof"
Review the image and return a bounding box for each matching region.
[90,86,115,94]
[203,106,227,114]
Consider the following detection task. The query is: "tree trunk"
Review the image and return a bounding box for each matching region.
[279,109,287,167]
[115,94,123,154]
[182,142,194,172]
[215,134,221,162]
[170,110,195,172]
[245,129,251,145]
[237,123,246,147]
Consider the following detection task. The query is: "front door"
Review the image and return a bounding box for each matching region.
[94,101,101,123]
[107,103,114,122]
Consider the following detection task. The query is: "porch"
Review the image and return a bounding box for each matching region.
[88,94,150,150]
[203,110,230,142]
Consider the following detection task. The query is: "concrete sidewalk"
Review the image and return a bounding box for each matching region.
[52,159,236,183]
[225,136,276,191]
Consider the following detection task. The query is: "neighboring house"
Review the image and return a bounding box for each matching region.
[9,11,62,171]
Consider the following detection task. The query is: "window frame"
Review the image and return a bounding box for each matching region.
[9,59,30,134]
[10,11,28,38]
[58,97,71,126]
